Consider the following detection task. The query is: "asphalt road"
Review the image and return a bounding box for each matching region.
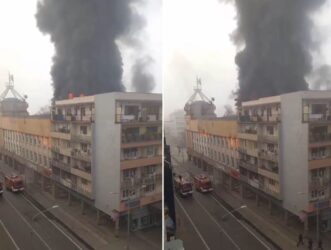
[0,171,85,250]
[172,155,275,250]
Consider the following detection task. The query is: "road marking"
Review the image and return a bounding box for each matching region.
[0,220,20,250]
[21,194,83,250]
[194,195,241,250]
[4,196,52,250]
[175,196,211,250]
[210,195,271,250]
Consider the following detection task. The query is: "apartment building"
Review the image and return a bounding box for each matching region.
[0,117,52,185]
[238,91,331,231]
[186,117,240,192]
[51,92,162,231]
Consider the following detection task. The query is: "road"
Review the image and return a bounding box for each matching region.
[0,166,85,250]
[172,153,276,250]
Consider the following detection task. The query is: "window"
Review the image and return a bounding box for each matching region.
[145,183,155,193]
[123,148,138,159]
[123,169,136,178]
[266,126,274,135]
[81,107,86,116]
[80,126,87,135]
[125,105,139,115]
[81,179,88,185]
[81,143,88,152]
[146,146,156,157]
[144,165,156,175]
[122,189,135,198]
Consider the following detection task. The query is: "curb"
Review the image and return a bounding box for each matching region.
[23,189,94,250]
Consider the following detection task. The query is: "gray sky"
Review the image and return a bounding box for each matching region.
[0,0,161,114]
[163,0,331,118]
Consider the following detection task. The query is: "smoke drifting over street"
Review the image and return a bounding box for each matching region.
[131,56,155,93]
[36,0,154,100]
[221,0,327,103]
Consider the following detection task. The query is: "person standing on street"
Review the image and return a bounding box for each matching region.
[297,233,304,247]
[308,238,313,250]
[318,239,323,250]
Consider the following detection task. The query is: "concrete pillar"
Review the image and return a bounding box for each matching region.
[51,182,56,197]
[255,194,259,207]
[42,176,46,191]
[304,218,309,232]
[115,217,120,237]
[239,184,244,199]
[284,210,289,226]
[81,200,85,215]
[229,177,233,191]
[268,199,272,215]
[96,210,101,225]
[67,192,72,206]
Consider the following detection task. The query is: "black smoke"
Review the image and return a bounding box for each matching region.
[131,56,155,92]
[36,0,152,100]
[221,0,327,103]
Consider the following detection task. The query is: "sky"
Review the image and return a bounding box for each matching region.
[0,0,161,114]
[163,0,331,118]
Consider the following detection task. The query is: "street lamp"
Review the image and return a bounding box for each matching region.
[221,205,247,221]
[32,205,59,221]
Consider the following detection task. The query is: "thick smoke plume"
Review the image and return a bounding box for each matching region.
[309,65,331,90]
[131,56,155,92]
[222,0,327,103]
[36,0,152,100]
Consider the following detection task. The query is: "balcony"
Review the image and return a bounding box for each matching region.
[121,155,162,170]
[116,114,161,124]
[51,159,71,172]
[309,157,331,169]
[258,134,278,143]
[239,147,258,157]
[309,134,331,147]
[121,133,162,147]
[121,177,142,189]
[303,113,331,123]
[71,167,92,181]
[239,160,258,173]
[52,146,71,157]
[238,133,258,141]
[71,149,91,162]
[239,115,280,123]
[51,131,71,140]
[309,178,330,190]
[260,186,281,200]
[71,134,91,143]
[258,168,279,181]
[258,150,278,162]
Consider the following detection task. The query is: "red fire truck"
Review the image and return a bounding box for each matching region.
[194,174,213,193]
[5,174,24,192]
[174,174,193,197]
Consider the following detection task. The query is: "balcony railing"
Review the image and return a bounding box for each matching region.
[71,134,91,143]
[116,114,161,124]
[51,159,71,172]
[239,115,281,123]
[309,178,330,189]
[239,160,258,172]
[52,114,94,123]
[309,134,331,143]
[122,133,162,143]
[71,149,91,162]
[258,150,278,162]
[303,113,331,122]
[258,134,278,143]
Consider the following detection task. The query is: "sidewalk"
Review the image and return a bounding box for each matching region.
[0,161,161,250]
[171,152,331,250]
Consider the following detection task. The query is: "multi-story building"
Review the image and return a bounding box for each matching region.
[186,117,240,192]
[238,91,331,231]
[51,92,162,230]
[0,116,52,186]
